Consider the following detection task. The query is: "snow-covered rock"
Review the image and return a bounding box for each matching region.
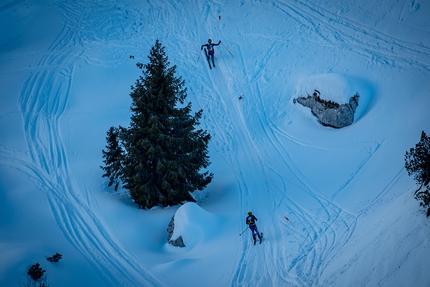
[167,202,220,249]
[293,73,360,128]
[295,92,360,128]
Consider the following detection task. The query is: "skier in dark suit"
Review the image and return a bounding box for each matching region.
[201,39,221,68]
[246,211,262,245]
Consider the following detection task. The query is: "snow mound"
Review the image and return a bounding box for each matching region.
[169,203,221,249]
[295,73,355,104]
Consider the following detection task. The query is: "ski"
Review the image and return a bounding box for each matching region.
[253,233,263,245]
[204,48,212,69]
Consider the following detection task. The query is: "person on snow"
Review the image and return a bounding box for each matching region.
[201,39,221,68]
[246,211,262,245]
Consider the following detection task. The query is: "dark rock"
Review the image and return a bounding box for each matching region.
[167,215,186,248]
[295,91,359,128]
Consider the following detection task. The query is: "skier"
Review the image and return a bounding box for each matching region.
[201,39,221,69]
[246,211,262,245]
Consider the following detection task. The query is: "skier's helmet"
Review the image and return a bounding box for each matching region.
[208,39,212,43]
[248,211,252,215]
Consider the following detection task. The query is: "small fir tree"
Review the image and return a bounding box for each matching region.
[27,263,45,281]
[101,40,213,209]
[405,131,430,216]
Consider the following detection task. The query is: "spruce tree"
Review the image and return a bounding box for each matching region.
[405,131,430,216]
[101,126,124,191]
[101,40,213,209]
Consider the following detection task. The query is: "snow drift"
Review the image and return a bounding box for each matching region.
[168,202,223,250]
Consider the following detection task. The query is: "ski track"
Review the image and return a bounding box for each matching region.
[191,1,408,286]
[215,29,354,287]
[16,1,164,286]
[202,34,357,287]
[274,0,430,72]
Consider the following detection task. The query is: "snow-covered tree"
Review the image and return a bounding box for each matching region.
[101,40,213,209]
[405,131,430,216]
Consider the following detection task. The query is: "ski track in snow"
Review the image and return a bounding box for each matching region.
[227,70,360,286]
[5,0,428,286]
[196,31,359,287]
[192,1,419,286]
[16,1,164,286]
[274,0,430,72]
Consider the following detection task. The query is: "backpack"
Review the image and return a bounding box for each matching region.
[246,215,255,225]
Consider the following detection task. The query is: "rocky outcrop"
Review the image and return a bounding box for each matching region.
[167,215,185,247]
[294,90,359,128]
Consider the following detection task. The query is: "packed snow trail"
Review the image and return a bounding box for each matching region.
[17,1,164,286]
[199,56,360,286]
[273,0,430,72]
[190,21,358,287]
[190,1,409,286]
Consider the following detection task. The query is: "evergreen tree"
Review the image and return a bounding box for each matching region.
[101,40,213,209]
[405,131,430,216]
[101,126,124,191]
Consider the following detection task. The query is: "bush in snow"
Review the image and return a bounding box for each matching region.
[47,253,62,263]
[101,40,213,209]
[405,131,430,216]
[27,263,45,281]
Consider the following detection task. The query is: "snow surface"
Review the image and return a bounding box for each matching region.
[1,0,430,286]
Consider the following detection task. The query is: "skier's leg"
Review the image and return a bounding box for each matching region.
[251,229,257,245]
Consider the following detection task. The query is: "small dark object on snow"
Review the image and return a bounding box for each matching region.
[129,55,134,59]
[47,253,62,262]
[28,263,46,281]
[239,95,243,100]
[167,215,186,247]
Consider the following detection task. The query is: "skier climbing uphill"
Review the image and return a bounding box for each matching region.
[246,211,263,245]
[201,39,221,69]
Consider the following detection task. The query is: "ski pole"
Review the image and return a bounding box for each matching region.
[196,49,202,63]
[239,227,249,236]
[221,42,234,58]
[284,216,295,227]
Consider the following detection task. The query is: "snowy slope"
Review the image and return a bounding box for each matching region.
[1,0,430,286]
